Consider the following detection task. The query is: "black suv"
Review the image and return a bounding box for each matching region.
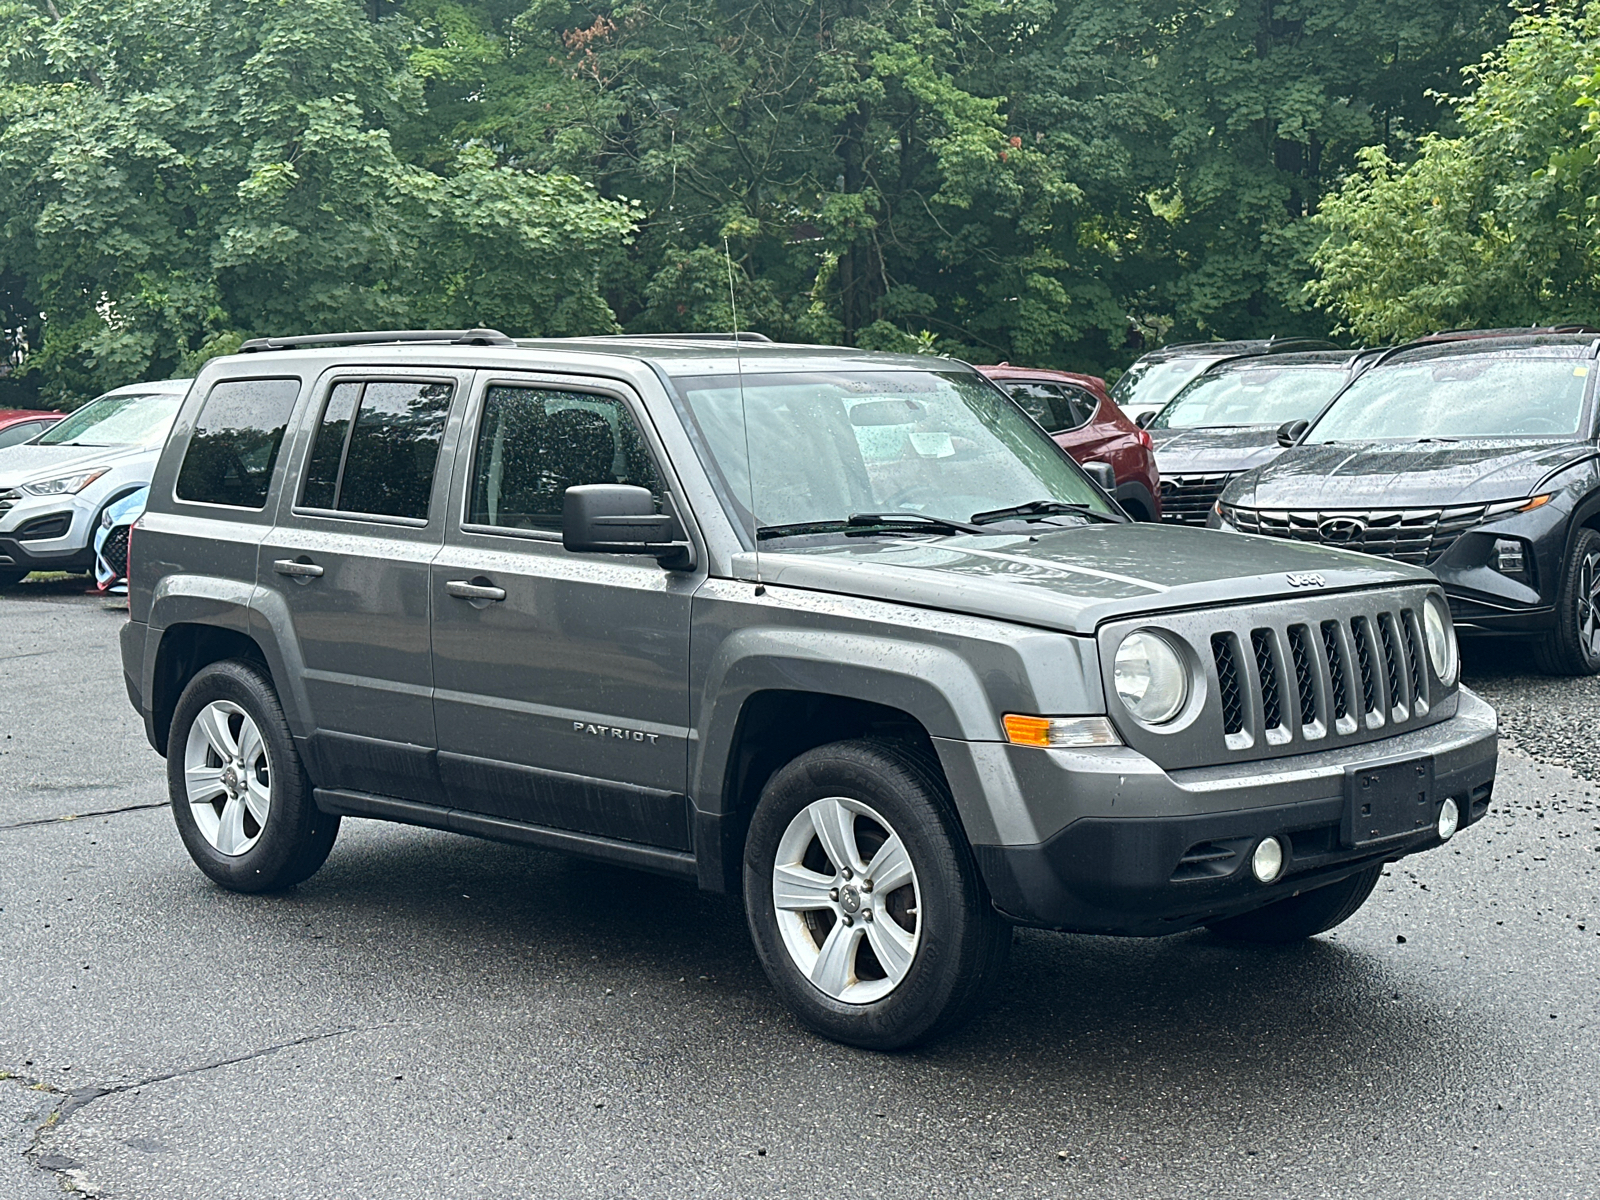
[1214,332,1600,674]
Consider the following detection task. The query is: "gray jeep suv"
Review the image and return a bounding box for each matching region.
[120,330,1498,1049]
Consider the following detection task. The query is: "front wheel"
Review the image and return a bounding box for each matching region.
[1205,864,1383,944]
[0,569,28,588]
[743,739,1010,1050]
[1533,526,1600,675]
[167,659,340,893]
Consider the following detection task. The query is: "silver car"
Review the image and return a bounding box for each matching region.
[0,379,191,586]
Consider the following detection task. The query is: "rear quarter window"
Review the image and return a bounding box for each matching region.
[176,378,301,509]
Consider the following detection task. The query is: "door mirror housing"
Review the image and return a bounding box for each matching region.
[1082,461,1118,494]
[1276,419,1310,448]
[563,485,693,568]
[1134,410,1156,429]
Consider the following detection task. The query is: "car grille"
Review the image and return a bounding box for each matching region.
[100,525,130,579]
[0,488,19,517]
[1223,499,1529,564]
[1160,473,1238,526]
[1098,584,1449,769]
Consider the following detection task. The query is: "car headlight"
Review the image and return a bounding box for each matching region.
[1423,594,1458,685]
[22,467,110,496]
[1114,630,1189,724]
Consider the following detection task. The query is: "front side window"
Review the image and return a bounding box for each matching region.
[467,386,664,532]
[38,391,183,447]
[1308,354,1591,442]
[299,380,454,520]
[670,369,1112,537]
[175,378,300,509]
[1152,366,1347,430]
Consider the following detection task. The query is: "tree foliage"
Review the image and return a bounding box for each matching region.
[0,0,1513,406]
[1312,3,1600,342]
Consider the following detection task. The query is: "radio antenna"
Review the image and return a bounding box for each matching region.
[725,237,762,591]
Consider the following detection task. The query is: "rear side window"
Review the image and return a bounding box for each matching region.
[176,378,300,509]
[1001,382,1095,432]
[0,422,43,449]
[467,386,663,532]
[299,380,454,520]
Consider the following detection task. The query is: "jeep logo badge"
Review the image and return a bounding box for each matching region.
[1286,572,1326,588]
[1317,515,1368,543]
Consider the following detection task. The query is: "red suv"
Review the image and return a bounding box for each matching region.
[977,364,1161,520]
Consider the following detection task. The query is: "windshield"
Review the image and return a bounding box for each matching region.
[1152,366,1347,430]
[669,369,1114,539]
[1110,357,1218,413]
[36,391,183,447]
[1308,356,1591,441]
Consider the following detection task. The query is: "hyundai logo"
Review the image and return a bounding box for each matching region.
[1317,515,1368,543]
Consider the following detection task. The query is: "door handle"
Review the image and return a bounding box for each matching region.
[445,580,506,602]
[273,559,324,578]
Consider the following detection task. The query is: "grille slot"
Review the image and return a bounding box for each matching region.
[1350,616,1379,716]
[1287,625,1317,726]
[1401,609,1427,709]
[1321,620,1350,720]
[1212,634,1245,735]
[0,487,20,516]
[1251,629,1283,730]
[1160,473,1238,526]
[1378,612,1405,714]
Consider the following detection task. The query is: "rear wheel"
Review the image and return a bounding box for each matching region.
[167,659,339,892]
[1533,527,1600,675]
[1206,865,1383,944]
[743,739,1010,1050]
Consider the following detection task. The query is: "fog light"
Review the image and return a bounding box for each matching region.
[1251,837,1285,884]
[1437,797,1460,841]
[1493,538,1526,576]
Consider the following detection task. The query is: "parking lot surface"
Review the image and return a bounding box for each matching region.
[2,582,1598,1199]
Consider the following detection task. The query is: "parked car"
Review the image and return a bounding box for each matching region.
[121,329,1495,1049]
[0,379,191,587]
[1212,330,1600,674]
[1150,350,1375,525]
[0,408,66,449]
[976,364,1161,520]
[1110,336,1338,426]
[94,485,148,593]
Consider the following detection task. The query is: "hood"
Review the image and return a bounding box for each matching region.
[736,521,1429,635]
[1150,425,1287,476]
[1233,439,1595,509]
[0,442,155,487]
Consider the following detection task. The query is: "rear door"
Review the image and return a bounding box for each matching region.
[259,368,470,803]
[429,373,698,849]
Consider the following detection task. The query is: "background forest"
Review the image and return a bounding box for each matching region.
[1,0,1596,407]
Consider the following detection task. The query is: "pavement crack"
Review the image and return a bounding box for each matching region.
[0,801,169,831]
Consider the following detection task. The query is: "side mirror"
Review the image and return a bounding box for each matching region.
[563,484,693,567]
[1134,410,1156,429]
[1276,419,1309,448]
[1082,461,1117,494]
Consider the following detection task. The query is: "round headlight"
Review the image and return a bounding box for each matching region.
[1114,630,1189,724]
[1423,594,1457,685]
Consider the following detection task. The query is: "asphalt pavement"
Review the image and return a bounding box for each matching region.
[2,581,1597,1199]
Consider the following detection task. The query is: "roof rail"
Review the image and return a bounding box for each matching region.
[582,331,774,343]
[238,328,515,353]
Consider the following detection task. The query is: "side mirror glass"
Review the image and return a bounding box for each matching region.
[1276,419,1310,448]
[563,484,692,567]
[1134,410,1156,429]
[1082,461,1117,494]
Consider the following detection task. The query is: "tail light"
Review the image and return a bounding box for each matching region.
[1136,428,1153,451]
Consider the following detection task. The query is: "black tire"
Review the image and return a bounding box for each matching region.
[1532,526,1600,676]
[743,739,1011,1050]
[1206,864,1383,944]
[0,569,28,588]
[166,659,340,893]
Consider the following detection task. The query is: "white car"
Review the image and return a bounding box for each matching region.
[0,379,191,586]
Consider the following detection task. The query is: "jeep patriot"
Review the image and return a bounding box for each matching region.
[119,330,1498,1048]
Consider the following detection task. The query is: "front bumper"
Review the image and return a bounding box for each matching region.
[966,689,1498,935]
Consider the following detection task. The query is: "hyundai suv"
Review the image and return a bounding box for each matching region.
[119,330,1497,1048]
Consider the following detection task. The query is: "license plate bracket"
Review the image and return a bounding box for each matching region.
[1343,757,1435,848]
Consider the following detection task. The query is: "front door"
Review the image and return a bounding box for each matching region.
[430,377,698,849]
[259,369,468,803]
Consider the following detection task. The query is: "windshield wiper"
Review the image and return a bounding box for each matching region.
[969,499,1121,526]
[846,512,987,535]
[756,512,986,541]
[1414,436,1458,443]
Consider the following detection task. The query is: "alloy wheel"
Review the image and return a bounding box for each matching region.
[183,700,272,856]
[771,797,921,1004]
[1580,547,1600,662]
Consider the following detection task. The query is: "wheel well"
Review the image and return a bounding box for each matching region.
[151,624,270,755]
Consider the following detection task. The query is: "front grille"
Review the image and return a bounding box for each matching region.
[1160,473,1238,525]
[1101,585,1448,767]
[1224,498,1529,564]
[100,525,130,578]
[0,488,19,516]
